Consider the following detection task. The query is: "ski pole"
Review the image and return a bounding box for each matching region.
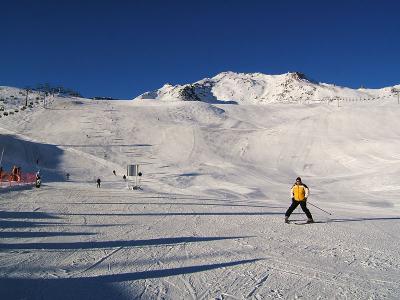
[307,201,332,215]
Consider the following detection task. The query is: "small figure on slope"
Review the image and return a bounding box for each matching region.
[96,178,101,188]
[35,171,41,188]
[285,177,314,224]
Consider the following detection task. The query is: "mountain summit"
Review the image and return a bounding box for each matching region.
[134,71,397,104]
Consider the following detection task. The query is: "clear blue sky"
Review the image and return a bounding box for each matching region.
[1,0,399,99]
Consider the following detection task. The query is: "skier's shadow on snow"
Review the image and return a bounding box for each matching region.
[288,217,400,223]
[0,235,252,250]
[0,231,95,238]
[0,210,64,229]
[0,211,60,219]
[315,217,400,223]
[0,258,260,300]
[56,212,287,218]
[0,210,95,238]
[0,219,66,229]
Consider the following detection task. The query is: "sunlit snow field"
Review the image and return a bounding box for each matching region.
[0,89,399,299]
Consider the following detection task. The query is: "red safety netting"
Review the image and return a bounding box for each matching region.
[0,171,36,187]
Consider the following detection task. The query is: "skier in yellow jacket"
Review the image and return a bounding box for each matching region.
[285,177,314,223]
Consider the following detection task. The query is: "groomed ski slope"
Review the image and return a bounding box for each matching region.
[0,96,399,299]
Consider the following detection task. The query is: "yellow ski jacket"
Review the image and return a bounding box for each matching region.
[291,183,309,201]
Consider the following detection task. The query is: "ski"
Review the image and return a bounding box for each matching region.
[294,221,322,225]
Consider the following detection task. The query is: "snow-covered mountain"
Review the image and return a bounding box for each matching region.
[1,86,400,299]
[134,71,399,104]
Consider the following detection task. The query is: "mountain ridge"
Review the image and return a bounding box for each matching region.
[134,71,399,104]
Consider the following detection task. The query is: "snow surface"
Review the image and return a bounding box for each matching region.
[0,85,400,299]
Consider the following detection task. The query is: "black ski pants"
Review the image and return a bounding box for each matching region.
[285,199,313,219]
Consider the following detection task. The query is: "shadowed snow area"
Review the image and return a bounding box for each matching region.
[0,90,400,299]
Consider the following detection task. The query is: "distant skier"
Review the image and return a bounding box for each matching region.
[16,167,21,181]
[113,170,116,176]
[123,175,126,181]
[96,178,101,188]
[66,173,70,180]
[285,177,314,224]
[35,172,41,188]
